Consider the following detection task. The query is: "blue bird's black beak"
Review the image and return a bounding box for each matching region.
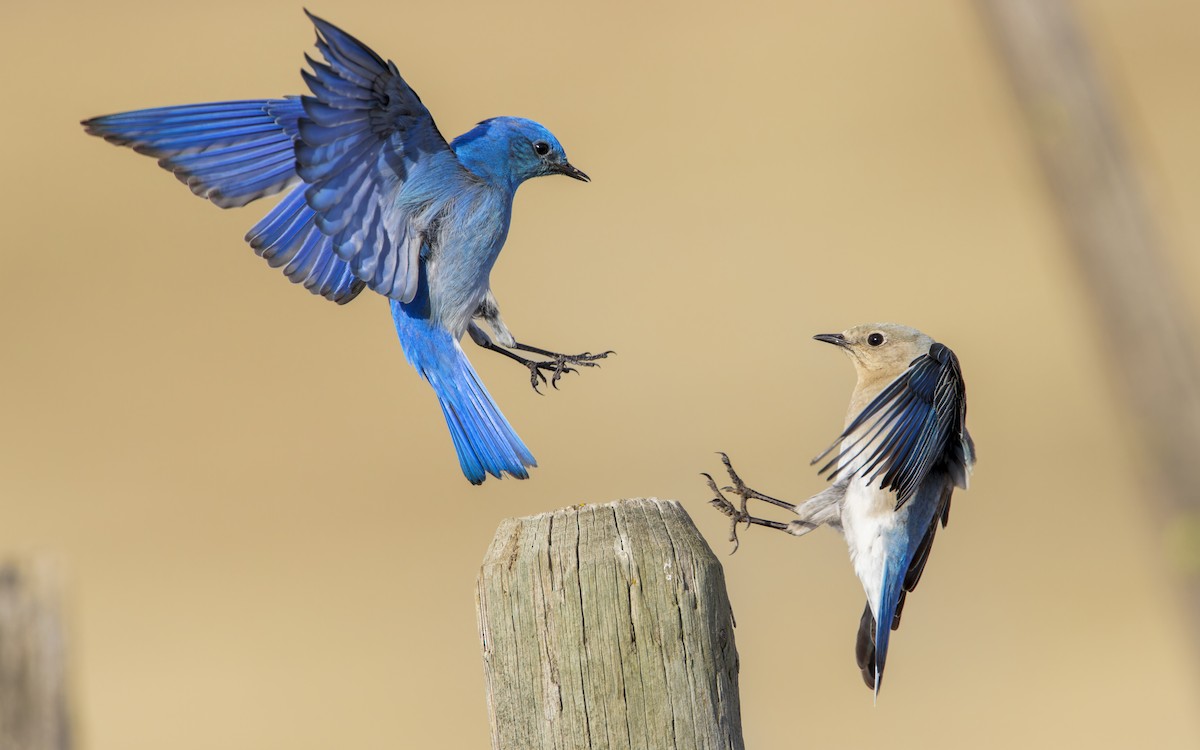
[813,333,849,347]
[558,162,590,182]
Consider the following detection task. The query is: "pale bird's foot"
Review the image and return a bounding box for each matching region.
[704,452,795,553]
[511,344,614,394]
[704,470,751,553]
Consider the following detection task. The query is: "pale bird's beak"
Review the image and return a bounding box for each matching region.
[813,333,850,347]
[558,162,590,182]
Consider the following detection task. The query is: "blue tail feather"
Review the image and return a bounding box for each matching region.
[390,299,535,484]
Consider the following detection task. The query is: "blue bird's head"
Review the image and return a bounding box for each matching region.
[451,117,588,190]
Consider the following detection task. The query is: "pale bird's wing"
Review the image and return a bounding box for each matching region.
[296,12,479,303]
[814,343,968,509]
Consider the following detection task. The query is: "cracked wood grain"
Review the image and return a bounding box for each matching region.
[477,498,743,750]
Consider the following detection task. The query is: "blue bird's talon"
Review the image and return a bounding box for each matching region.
[508,347,611,393]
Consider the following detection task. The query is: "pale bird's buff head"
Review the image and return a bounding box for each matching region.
[813,323,936,427]
[814,323,934,383]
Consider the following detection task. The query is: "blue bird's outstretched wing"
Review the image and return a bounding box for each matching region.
[84,99,303,209]
[245,185,367,304]
[815,343,970,509]
[84,98,366,304]
[297,11,478,304]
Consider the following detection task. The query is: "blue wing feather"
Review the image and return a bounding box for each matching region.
[302,57,369,101]
[296,11,476,303]
[83,99,303,208]
[86,96,365,304]
[245,185,365,304]
[815,343,969,509]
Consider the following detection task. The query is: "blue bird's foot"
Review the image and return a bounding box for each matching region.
[514,343,614,393]
[480,341,614,394]
[704,453,796,553]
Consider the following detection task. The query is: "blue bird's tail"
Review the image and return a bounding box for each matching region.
[391,300,536,484]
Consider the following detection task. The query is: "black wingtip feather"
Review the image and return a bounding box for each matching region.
[855,603,877,689]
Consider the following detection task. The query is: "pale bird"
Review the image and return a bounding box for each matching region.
[707,323,975,696]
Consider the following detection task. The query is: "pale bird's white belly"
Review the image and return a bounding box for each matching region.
[840,476,906,620]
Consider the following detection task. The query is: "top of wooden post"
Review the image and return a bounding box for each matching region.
[477,498,744,750]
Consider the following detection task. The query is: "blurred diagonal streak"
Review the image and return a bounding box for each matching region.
[976,0,1200,643]
[0,559,72,750]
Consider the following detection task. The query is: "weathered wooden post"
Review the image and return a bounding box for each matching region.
[477,498,744,750]
[0,558,72,750]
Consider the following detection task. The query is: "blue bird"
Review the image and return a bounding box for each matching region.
[707,323,975,697]
[83,12,610,484]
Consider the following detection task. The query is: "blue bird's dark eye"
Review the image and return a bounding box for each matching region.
[533,141,550,156]
[867,333,884,347]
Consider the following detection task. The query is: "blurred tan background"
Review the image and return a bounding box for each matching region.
[2,0,1199,747]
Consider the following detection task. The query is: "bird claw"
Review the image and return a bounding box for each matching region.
[705,452,791,553]
[522,350,613,394]
[716,452,753,501]
[704,470,751,553]
[715,452,756,521]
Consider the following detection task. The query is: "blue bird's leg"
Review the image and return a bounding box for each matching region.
[509,341,614,381]
[470,295,613,392]
[467,324,591,394]
[466,322,553,393]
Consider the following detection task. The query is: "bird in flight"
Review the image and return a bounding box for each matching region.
[84,12,610,484]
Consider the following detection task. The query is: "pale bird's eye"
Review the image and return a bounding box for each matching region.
[867,333,884,347]
[533,141,550,156]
